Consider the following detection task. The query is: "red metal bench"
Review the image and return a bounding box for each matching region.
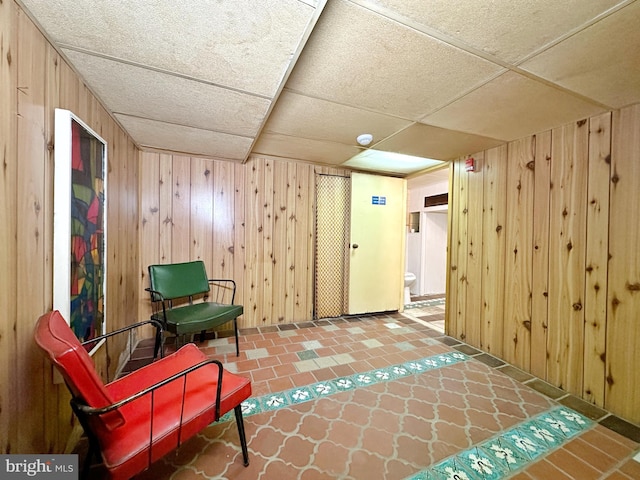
[34,310,251,479]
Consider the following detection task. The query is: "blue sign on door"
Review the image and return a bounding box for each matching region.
[372,196,386,205]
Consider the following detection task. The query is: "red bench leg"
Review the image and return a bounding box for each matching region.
[234,405,249,466]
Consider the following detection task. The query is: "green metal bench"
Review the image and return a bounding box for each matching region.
[147,261,243,355]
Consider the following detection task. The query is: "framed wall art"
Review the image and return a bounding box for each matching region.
[53,109,108,354]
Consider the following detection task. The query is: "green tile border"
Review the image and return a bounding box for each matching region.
[219,351,469,421]
[405,406,593,480]
[404,298,447,310]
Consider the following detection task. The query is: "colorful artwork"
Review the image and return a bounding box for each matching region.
[69,119,106,345]
[54,109,107,353]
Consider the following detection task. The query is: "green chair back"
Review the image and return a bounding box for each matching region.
[148,261,210,300]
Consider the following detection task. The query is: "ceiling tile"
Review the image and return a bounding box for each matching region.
[115,115,252,161]
[21,0,318,97]
[423,71,606,141]
[520,1,640,109]
[285,0,504,119]
[264,91,412,145]
[252,132,362,165]
[375,123,504,160]
[364,0,626,63]
[63,49,271,137]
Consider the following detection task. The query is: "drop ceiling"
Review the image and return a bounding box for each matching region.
[18,0,640,176]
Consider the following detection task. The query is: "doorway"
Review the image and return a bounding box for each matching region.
[405,167,450,302]
[419,208,448,296]
[314,172,407,318]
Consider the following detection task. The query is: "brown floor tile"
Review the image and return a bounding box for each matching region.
[312,367,336,382]
[580,425,639,460]
[115,314,639,480]
[526,459,574,479]
[267,376,294,393]
[619,457,640,478]
[563,436,620,473]
[331,363,356,377]
[602,472,635,480]
[545,447,603,479]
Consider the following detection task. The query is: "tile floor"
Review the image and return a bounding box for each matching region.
[109,302,640,479]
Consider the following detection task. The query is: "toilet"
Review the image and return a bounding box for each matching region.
[404,272,416,305]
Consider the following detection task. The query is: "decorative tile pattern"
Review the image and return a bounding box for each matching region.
[406,407,593,480]
[220,351,470,422]
[404,298,447,310]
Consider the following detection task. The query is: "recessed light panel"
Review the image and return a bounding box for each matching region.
[343,149,445,175]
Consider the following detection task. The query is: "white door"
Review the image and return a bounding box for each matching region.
[347,173,406,314]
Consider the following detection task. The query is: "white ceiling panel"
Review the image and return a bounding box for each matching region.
[375,123,504,161]
[423,71,606,141]
[285,0,505,119]
[252,133,363,166]
[115,115,253,161]
[63,49,271,137]
[22,0,318,97]
[263,91,412,144]
[520,1,640,109]
[362,0,628,63]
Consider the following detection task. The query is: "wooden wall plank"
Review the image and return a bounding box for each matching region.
[232,162,246,314]
[190,157,214,265]
[44,44,70,451]
[158,153,173,263]
[583,112,611,406]
[16,7,48,453]
[465,152,484,346]
[503,137,534,370]
[212,160,235,280]
[531,131,552,379]
[124,128,140,326]
[285,162,298,321]
[246,158,264,325]
[480,145,507,356]
[294,163,314,321]
[454,159,469,341]
[170,156,191,263]
[547,120,588,395]
[138,152,160,320]
[445,161,459,338]
[262,159,274,324]
[272,160,288,323]
[606,104,640,423]
[0,0,18,454]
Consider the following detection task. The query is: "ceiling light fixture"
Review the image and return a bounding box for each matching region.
[356,133,373,146]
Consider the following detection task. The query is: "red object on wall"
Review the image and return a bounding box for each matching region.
[465,157,475,172]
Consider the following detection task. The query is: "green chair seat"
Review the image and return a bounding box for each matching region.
[151,302,243,336]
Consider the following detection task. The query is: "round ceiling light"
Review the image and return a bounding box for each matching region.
[356,133,373,146]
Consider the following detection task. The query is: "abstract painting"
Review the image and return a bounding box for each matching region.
[54,109,107,352]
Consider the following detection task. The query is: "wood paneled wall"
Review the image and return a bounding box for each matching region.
[0,2,140,454]
[447,106,640,424]
[138,153,349,328]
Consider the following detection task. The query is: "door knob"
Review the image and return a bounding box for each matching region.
[352,243,359,249]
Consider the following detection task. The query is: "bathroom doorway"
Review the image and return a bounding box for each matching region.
[405,167,449,304]
[419,207,448,297]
